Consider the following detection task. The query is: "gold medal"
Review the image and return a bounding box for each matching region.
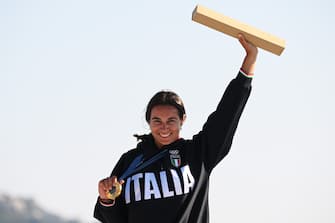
[106,181,122,200]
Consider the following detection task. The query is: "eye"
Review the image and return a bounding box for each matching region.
[151,118,162,125]
[167,119,177,125]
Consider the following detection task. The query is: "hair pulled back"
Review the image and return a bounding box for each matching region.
[145,90,186,123]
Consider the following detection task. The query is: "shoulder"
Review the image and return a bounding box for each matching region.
[121,147,141,161]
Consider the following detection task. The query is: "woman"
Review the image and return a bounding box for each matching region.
[94,34,258,223]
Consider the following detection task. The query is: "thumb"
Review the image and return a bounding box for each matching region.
[238,34,247,47]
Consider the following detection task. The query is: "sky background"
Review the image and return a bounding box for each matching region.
[1,0,334,222]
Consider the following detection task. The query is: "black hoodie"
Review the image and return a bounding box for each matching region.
[94,71,252,223]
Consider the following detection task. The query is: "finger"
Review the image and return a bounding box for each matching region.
[238,33,244,42]
[106,177,115,190]
[98,180,108,198]
[99,178,106,190]
[103,178,110,191]
[238,34,248,48]
[111,176,118,184]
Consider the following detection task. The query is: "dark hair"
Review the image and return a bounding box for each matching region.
[145,90,186,123]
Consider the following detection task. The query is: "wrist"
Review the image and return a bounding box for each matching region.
[240,67,254,77]
[99,197,115,207]
[241,55,256,75]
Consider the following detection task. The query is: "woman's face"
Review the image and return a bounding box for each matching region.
[149,105,185,148]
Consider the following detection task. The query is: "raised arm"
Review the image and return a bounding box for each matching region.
[193,35,258,172]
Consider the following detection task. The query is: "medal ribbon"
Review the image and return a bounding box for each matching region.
[108,149,169,198]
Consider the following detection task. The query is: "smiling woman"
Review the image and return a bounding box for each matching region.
[93,34,258,223]
[149,104,184,148]
[146,92,186,148]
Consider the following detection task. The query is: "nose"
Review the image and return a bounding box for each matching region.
[160,123,168,130]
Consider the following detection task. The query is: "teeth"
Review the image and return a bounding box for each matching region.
[159,133,171,138]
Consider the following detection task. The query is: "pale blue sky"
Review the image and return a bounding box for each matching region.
[1,0,334,222]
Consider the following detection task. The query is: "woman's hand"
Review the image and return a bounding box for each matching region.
[238,34,258,75]
[98,176,124,201]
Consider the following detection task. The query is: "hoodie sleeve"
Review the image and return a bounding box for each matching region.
[94,197,127,223]
[193,71,252,172]
[93,154,128,223]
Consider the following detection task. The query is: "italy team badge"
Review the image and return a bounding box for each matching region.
[169,149,181,167]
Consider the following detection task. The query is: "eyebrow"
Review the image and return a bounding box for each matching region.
[151,117,161,121]
[151,117,178,121]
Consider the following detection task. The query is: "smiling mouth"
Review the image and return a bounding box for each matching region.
[159,133,172,138]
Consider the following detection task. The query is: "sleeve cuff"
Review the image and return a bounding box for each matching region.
[98,197,115,208]
[236,70,253,88]
[239,68,254,78]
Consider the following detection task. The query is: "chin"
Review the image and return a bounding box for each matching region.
[153,134,177,147]
[156,138,173,147]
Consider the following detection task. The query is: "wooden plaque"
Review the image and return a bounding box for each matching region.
[192,5,286,56]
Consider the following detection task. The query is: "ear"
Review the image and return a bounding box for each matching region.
[180,114,186,126]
